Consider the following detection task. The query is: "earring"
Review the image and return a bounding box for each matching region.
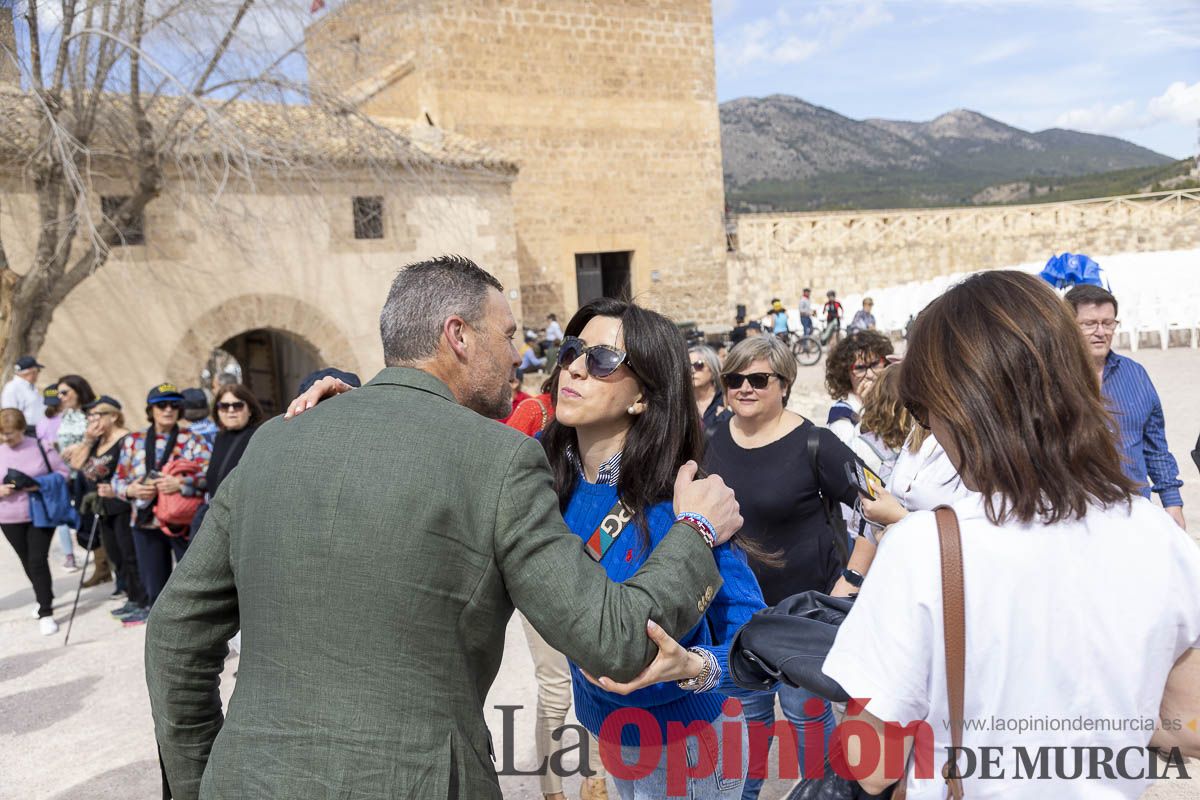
[627,405,636,415]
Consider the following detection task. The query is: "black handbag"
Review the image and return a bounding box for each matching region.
[731,508,968,800]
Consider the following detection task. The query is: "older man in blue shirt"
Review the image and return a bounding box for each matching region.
[1066,285,1186,529]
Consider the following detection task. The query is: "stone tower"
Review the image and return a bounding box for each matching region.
[306,0,729,326]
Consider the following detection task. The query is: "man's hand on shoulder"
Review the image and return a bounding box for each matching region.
[672,460,742,545]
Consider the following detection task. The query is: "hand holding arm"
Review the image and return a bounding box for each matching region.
[284,376,354,419]
[581,620,705,695]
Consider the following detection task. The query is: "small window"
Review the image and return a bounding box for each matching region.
[352,196,384,240]
[101,195,145,245]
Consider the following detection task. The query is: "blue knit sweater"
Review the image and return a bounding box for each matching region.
[564,479,766,746]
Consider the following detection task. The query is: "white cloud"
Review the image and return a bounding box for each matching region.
[1054,80,1200,136]
[1147,81,1200,124]
[717,1,892,72]
[1055,101,1142,133]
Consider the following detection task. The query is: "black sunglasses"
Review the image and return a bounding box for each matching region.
[905,400,930,430]
[155,402,182,411]
[691,361,706,372]
[722,372,780,391]
[557,336,637,378]
[216,401,247,412]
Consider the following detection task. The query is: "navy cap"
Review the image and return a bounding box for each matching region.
[15,356,44,371]
[181,388,209,411]
[146,383,185,405]
[298,368,361,395]
[42,386,61,406]
[85,395,123,412]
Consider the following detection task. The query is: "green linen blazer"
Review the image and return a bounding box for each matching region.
[145,367,723,800]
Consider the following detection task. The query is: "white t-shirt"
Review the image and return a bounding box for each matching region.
[889,432,972,511]
[823,493,1200,799]
[0,377,44,425]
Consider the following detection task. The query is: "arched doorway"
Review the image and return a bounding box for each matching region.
[216,329,321,416]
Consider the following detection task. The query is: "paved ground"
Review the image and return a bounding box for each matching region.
[2,347,1197,800]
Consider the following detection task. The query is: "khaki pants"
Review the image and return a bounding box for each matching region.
[521,614,606,795]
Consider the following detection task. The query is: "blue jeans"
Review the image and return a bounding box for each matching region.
[800,316,813,336]
[738,687,835,800]
[55,524,73,557]
[612,713,748,799]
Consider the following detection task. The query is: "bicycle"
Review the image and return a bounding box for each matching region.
[785,331,823,366]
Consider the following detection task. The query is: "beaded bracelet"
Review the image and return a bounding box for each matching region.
[675,512,716,547]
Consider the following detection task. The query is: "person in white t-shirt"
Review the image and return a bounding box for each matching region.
[824,270,1200,799]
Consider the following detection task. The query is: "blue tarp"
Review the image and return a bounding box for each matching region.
[1039,253,1107,289]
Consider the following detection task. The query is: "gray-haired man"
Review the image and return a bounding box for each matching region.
[146,255,741,799]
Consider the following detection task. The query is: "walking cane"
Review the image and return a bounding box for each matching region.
[64,498,102,647]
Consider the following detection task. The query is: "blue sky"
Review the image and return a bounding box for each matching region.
[713,0,1200,158]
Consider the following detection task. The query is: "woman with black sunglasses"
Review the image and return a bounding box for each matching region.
[536,298,765,799]
[702,334,862,800]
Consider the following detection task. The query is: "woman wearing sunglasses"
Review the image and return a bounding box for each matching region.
[540,297,763,799]
[112,383,212,623]
[702,334,862,800]
[689,345,728,438]
[189,384,266,543]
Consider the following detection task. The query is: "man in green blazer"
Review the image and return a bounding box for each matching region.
[145,256,742,799]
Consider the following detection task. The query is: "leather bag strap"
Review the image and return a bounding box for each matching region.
[893,504,966,799]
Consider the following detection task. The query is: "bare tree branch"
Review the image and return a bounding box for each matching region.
[25,0,44,89]
[159,0,253,141]
[51,0,80,91]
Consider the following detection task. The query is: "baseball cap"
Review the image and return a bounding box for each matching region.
[146,383,185,405]
[85,395,123,414]
[42,386,60,407]
[181,388,209,410]
[15,356,44,371]
[297,368,361,395]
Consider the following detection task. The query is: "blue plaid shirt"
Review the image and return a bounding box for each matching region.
[1101,350,1183,507]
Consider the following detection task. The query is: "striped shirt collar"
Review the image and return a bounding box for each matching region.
[566,446,622,487]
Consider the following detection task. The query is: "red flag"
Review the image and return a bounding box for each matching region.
[310,0,325,12]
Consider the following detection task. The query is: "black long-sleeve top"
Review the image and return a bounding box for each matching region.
[703,417,861,604]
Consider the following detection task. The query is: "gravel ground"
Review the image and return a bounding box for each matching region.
[1,346,1197,800]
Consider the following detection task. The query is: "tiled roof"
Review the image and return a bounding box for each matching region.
[0,85,517,176]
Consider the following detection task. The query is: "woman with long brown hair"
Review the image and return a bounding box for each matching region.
[821,270,1200,797]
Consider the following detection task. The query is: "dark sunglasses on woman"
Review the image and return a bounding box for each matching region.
[722,372,780,391]
[217,401,247,412]
[557,336,637,378]
[691,361,706,372]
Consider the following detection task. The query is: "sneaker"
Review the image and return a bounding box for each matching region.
[30,604,40,619]
[39,616,59,636]
[110,601,137,618]
[63,554,79,572]
[121,607,150,627]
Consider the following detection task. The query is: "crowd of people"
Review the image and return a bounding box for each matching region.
[0,365,273,634]
[5,255,1199,799]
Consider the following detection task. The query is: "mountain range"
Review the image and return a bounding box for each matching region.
[720,95,1179,211]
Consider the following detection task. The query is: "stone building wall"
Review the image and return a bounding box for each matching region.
[727,192,1200,314]
[307,0,729,326]
[0,166,517,410]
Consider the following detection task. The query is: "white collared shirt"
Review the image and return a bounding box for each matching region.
[1,377,44,425]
